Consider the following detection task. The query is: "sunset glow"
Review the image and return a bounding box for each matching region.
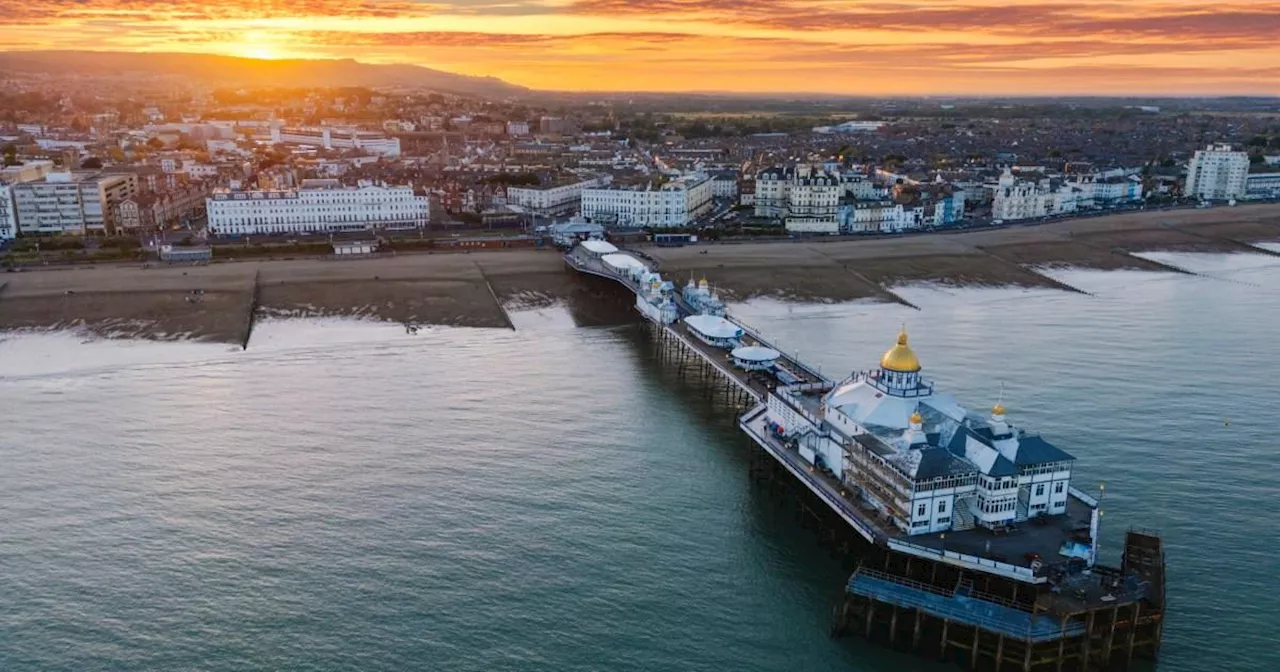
[4,0,1280,94]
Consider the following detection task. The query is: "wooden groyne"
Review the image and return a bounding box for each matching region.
[240,271,261,350]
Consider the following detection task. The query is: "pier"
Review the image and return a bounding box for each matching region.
[566,243,825,407]
[565,241,1167,671]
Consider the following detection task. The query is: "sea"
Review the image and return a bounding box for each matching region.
[2,249,1279,672]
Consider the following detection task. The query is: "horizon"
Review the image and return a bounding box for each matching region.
[3,1,1280,96]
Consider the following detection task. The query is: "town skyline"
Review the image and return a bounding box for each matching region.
[3,0,1280,96]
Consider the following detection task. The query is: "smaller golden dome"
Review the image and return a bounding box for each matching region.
[909,411,924,425]
[880,326,922,372]
[992,403,1006,416]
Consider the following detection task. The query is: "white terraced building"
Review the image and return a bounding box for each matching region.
[760,329,1079,538]
[755,165,842,225]
[271,126,401,157]
[206,179,429,236]
[991,169,1078,221]
[507,175,610,216]
[581,174,713,228]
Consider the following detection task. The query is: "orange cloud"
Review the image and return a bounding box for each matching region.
[1,0,1278,94]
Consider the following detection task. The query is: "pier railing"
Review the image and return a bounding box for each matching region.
[848,568,1081,642]
[886,539,1046,584]
[741,412,888,546]
[1068,487,1099,508]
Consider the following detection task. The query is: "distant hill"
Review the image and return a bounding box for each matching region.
[0,50,528,98]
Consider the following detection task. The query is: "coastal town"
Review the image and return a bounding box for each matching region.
[3,68,1280,257]
[2,64,1279,342]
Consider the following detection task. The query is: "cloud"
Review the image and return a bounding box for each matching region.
[566,0,1280,43]
[0,0,444,23]
[0,0,1277,93]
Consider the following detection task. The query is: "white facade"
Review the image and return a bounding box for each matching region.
[506,121,530,137]
[843,202,913,233]
[0,184,17,241]
[1245,173,1280,200]
[710,173,739,199]
[758,165,843,232]
[507,176,609,216]
[0,160,57,240]
[206,180,428,236]
[581,174,713,228]
[1070,176,1143,208]
[760,329,1078,539]
[992,169,1079,221]
[271,126,401,157]
[1186,143,1249,201]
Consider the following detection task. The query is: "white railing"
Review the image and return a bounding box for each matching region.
[887,539,1046,584]
[785,381,835,393]
[1069,487,1099,508]
[742,419,884,545]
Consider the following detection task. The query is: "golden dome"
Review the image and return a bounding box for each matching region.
[880,327,922,372]
[909,411,924,425]
[992,403,1007,416]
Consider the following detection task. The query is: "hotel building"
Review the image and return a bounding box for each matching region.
[206,179,429,236]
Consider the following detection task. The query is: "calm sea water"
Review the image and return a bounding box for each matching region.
[2,251,1279,672]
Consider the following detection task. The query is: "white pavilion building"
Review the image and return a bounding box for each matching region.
[765,328,1077,538]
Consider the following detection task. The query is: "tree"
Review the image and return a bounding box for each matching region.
[2,144,17,167]
[80,157,103,170]
[146,137,165,150]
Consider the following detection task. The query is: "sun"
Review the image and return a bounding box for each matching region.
[245,46,279,60]
[235,31,282,60]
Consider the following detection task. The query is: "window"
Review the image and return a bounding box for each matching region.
[1035,484,1045,497]
[917,503,926,517]
[938,501,947,514]
[1054,482,1065,494]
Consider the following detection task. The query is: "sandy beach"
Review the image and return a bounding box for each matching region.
[3,203,1278,343]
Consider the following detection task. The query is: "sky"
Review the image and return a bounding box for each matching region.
[2,0,1279,95]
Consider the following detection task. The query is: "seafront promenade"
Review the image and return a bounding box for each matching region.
[2,203,1278,342]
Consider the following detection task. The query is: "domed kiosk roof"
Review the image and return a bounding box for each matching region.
[880,327,921,373]
[731,345,780,363]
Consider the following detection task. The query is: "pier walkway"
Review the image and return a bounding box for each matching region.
[848,568,1085,643]
[565,245,828,406]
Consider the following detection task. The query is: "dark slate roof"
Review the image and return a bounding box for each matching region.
[946,425,1018,477]
[989,454,1018,477]
[916,447,978,480]
[854,433,896,458]
[1014,435,1075,465]
[945,426,970,457]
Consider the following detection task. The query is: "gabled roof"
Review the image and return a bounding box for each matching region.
[1013,435,1075,465]
[915,446,978,480]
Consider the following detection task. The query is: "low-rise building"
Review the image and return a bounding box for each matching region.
[581,174,713,228]
[507,174,610,216]
[116,182,212,232]
[271,126,401,157]
[206,179,428,236]
[1245,173,1280,200]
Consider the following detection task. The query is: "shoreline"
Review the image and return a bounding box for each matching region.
[2,204,1278,344]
